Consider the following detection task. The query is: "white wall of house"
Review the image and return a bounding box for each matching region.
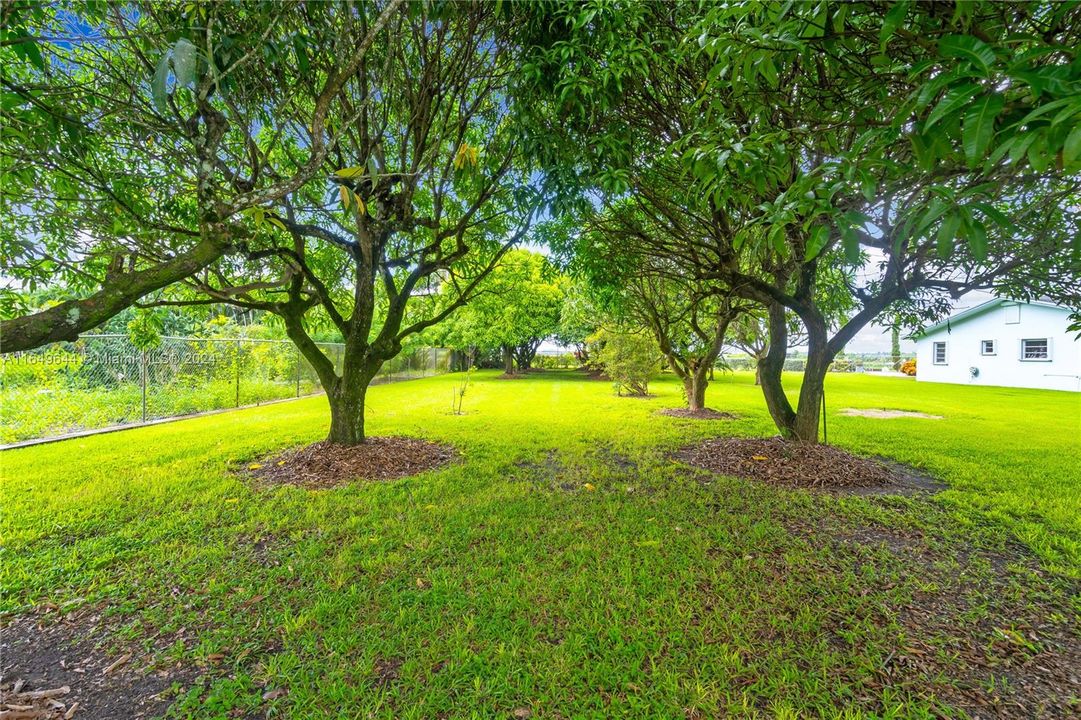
[915,301,1081,392]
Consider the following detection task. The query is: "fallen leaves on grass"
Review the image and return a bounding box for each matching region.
[245,437,456,489]
[676,436,910,490]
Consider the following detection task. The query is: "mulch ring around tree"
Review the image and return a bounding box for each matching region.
[244,437,456,490]
[675,436,943,494]
[658,407,739,420]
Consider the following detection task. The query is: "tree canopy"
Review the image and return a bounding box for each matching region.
[3,0,1079,445]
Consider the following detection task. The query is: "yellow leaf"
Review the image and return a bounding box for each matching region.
[248,463,263,470]
[339,185,350,209]
[334,166,366,179]
[277,460,286,466]
[453,143,478,170]
[351,190,366,215]
[751,455,768,461]
[583,482,596,491]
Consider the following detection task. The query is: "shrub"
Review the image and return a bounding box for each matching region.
[591,329,658,396]
[900,358,917,376]
[830,358,854,373]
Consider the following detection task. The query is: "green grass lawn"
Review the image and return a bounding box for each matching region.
[3,370,1079,718]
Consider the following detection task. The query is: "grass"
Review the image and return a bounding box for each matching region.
[2,370,1079,717]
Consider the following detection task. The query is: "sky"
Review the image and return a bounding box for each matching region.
[846,290,997,353]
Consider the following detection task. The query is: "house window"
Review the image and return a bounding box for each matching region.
[1021,338,1050,361]
[981,340,996,355]
[933,341,947,365]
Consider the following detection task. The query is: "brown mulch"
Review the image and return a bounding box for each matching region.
[0,608,199,720]
[658,408,739,421]
[675,436,940,492]
[245,437,456,489]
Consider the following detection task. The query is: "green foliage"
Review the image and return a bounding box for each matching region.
[126,310,165,351]
[432,250,565,355]
[591,328,659,396]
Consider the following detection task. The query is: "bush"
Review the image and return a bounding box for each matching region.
[830,359,854,373]
[591,329,658,396]
[900,358,917,376]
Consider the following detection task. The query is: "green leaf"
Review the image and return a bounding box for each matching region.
[1063,125,1081,170]
[879,1,909,48]
[1027,132,1051,172]
[172,38,197,87]
[966,218,988,260]
[152,52,171,112]
[840,225,860,264]
[804,224,830,261]
[910,133,936,171]
[925,83,980,129]
[10,31,45,70]
[937,211,961,259]
[938,35,996,76]
[962,93,1003,167]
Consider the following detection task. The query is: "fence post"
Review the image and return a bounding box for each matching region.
[140,349,148,422]
[295,346,301,397]
[235,338,241,408]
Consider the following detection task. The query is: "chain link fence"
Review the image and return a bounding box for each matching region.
[1,335,451,445]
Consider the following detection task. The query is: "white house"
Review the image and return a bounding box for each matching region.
[915,299,1080,392]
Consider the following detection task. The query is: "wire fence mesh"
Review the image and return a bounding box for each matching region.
[1,335,451,445]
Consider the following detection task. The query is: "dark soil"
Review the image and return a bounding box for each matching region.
[676,436,941,493]
[0,608,198,720]
[245,437,456,489]
[658,407,739,420]
[783,516,1081,718]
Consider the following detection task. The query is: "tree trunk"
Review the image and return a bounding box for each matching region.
[323,359,380,445]
[502,345,515,374]
[757,302,798,437]
[754,363,762,385]
[791,345,829,444]
[683,367,709,412]
[757,304,832,444]
[326,381,368,445]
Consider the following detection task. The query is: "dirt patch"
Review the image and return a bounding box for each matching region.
[675,436,941,493]
[0,608,197,719]
[245,437,456,489]
[840,408,943,420]
[495,372,527,380]
[658,408,739,421]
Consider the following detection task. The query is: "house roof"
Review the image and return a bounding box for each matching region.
[918,298,1067,337]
